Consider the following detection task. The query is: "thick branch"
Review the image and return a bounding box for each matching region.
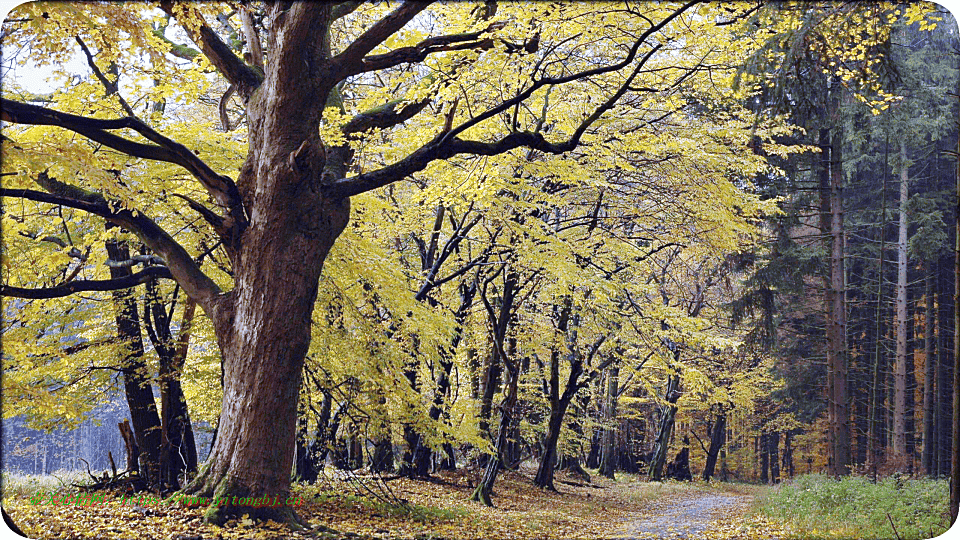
[342,98,431,135]
[159,1,263,100]
[1,98,247,236]
[357,23,505,74]
[1,266,172,299]
[1,183,223,314]
[332,1,432,78]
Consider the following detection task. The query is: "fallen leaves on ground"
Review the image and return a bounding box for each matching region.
[4,467,766,540]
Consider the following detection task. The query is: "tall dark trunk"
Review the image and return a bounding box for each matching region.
[534,299,573,489]
[702,412,726,482]
[783,430,794,478]
[951,109,960,523]
[820,123,850,477]
[599,366,620,479]
[144,278,198,489]
[760,432,769,484]
[106,239,163,484]
[768,431,780,484]
[471,270,519,505]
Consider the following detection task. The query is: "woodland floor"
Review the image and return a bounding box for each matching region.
[4,465,783,540]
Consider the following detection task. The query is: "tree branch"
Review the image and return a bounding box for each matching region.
[159,1,263,100]
[356,22,505,74]
[324,2,695,199]
[1,98,247,239]
[332,1,432,79]
[75,36,136,117]
[1,181,224,315]
[1,266,172,299]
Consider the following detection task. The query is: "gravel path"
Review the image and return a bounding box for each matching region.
[614,492,750,539]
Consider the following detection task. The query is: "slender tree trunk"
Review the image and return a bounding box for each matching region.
[938,276,953,477]
[894,140,909,463]
[868,140,888,478]
[950,107,960,523]
[471,364,519,506]
[702,412,726,481]
[648,374,680,481]
[599,366,620,480]
[829,126,850,475]
[534,299,572,489]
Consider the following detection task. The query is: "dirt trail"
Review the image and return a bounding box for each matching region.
[614,491,751,539]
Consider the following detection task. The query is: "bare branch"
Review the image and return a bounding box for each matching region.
[1,266,172,299]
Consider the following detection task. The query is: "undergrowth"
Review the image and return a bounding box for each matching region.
[757,473,950,540]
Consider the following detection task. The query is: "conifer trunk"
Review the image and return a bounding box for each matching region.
[894,140,909,462]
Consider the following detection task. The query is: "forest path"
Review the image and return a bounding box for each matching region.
[613,489,752,539]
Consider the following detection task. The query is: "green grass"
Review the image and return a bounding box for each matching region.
[1,471,93,502]
[756,474,950,540]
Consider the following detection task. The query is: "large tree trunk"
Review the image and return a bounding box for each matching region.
[183,11,352,521]
[894,140,909,463]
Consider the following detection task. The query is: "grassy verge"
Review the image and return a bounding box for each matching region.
[755,474,951,540]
